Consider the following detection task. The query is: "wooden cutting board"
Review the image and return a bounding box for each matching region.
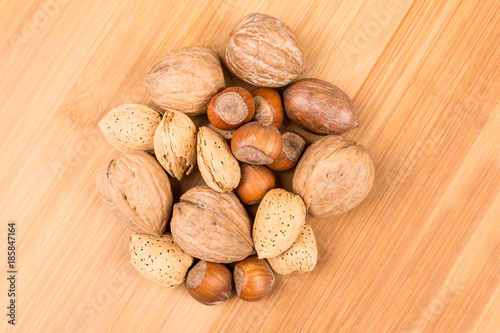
[1,0,499,332]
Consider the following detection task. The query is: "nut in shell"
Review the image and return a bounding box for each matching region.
[284,78,359,135]
[154,110,197,181]
[98,104,162,152]
[267,130,306,171]
[171,186,254,263]
[96,151,173,236]
[253,188,306,258]
[225,13,304,87]
[185,261,233,306]
[207,87,255,130]
[231,122,283,165]
[197,126,241,192]
[267,224,318,275]
[251,88,284,128]
[234,256,274,302]
[130,233,193,288]
[145,46,226,115]
[293,135,375,218]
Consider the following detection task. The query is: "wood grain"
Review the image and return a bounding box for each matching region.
[1,0,499,332]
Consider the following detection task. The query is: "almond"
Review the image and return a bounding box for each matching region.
[154,110,197,181]
[267,224,318,275]
[98,104,162,152]
[197,126,241,192]
[130,233,193,288]
[253,188,306,258]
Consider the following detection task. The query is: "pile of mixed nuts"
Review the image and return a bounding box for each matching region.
[96,13,374,305]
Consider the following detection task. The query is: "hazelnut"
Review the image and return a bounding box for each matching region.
[208,87,255,130]
[231,122,283,165]
[185,261,233,306]
[235,164,275,205]
[267,131,306,171]
[251,88,284,129]
[234,256,274,302]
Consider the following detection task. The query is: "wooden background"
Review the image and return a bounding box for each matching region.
[1,0,499,332]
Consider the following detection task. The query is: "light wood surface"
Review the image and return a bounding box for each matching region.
[1,0,499,332]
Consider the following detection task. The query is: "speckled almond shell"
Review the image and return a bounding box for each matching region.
[145,46,226,115]
[171,186,254,263]
[225,13,304,87]
[154,110,197,181]
[130,233,193,288]
[267,224,318,275]
[253,188,306,259]
[197,126,241,192]
[98,104,162,152]
[96,151,173,236]
[284,79,359,135]
[293,135,375,218]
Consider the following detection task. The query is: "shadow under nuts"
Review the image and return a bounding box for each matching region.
[225,13,304,87]
[284,78,359,135]
[96,151,173,236]
[145,46,226,116]
[185,261,233,306]
[231,122,283,165]
[293,135,375,218]
[234,256,274,302]
[171,186,254,263]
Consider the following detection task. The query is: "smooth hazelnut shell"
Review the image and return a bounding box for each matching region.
[185,261,233,306]
[207,87,255,130]
[235,164,275,205]
[267,130,307,171]
[284,78,359,134]
[251,88,284,129]
[231,122,283,165]
[234,256,274,302]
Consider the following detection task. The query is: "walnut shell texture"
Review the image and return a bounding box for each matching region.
[197,126,241,192]
[130,233,193,288]
[284,79,359,135]
[267,224,318,275]
[293,135,375,218]
[171,186,254,263]
[96,151,173,235]
[145,46,225,115]
[253,188,306,259]
[225,13,304,87]
[154,110,197,181]
[98,104,162,152]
